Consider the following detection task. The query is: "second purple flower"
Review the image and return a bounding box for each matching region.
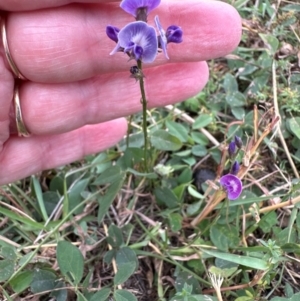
[110,21,158,63]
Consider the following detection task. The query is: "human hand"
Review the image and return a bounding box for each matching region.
[0,0,241,185]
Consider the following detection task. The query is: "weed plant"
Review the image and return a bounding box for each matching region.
[1,1,300,300]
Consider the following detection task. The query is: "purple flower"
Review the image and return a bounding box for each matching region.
[166,25,183,44]
[110,21,158,63]
[120,0,161,20]
[154,16,183,59]
[230,161,240,175]
[220,174,242,200]
[106,26,120,43]
[228,141,236,158]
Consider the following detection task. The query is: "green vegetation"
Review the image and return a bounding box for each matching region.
[1,1,300,300]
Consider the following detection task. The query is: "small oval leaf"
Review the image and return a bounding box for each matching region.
[150,130,182,151]
[57,241,84,285]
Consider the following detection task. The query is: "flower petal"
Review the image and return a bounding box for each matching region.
[106,25,120,43]
[109,42,121,55]
[120,0,161,17]
[117,21,158,63]
[220,174,242,200]
[154,15,169,59]
[166,25,183,44]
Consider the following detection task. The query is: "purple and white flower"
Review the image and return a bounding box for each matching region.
[120,0,161,19]
[154,15,183,59]
[220,174,242,200]
[109,21,158,63]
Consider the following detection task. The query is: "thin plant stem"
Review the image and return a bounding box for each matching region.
[271,59,299,178]
[137,59,149,172]
[126,115,133,148]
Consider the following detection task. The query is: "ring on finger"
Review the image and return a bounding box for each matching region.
[1,16,27,80]
[14,83,31,137]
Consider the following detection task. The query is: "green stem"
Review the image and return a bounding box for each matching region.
[126,115,133,148]
[137,60,148,172]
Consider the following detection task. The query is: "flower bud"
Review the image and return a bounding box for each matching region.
[234,136,243,149]
[228,141,236,158]
[106,26,120,43]
[231,161,240,175]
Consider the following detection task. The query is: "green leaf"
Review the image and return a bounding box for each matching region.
[32,176,49,221]
[0,206,45,230]
[259,211,278,233]
[107,224,124,248]
[277,228,297,245]
[93,165,123,185]
[154,187,179,209]
[191,132,209,145]
[50,175,64,194]
[231,107,245,120]
[68,178,89,213]
[150,129,182,151]
[186,201,202,216]
[114,289,138,301]
[43,191,60,216]
[126,168,157,179]
[10,271,33,293]
[192,114,213,129]
[98,176,125,223]
[282,4,300,11]
[57,241,84,285]
[210,224,240,251]
[285,282,294,298]
[77,292,89,301]
[259,33,279,55]
[124,132,144,148]
[223,73,238,93]
[0,246,17,261]
[114,247,138,285]
[169,213,183,232]
[209,265,237,278]
[271,292,300,301]
[90,288,111,301]
[51,281,68,301]
[117,147,144,169]
[281,243,300,255]
[104,249,116,265]
[287,118,300,140]
[191,145,207,157]
[175,271,202,294]
[171,295,218,301]
[114,262,136,285]
[226,91,246,107]
[201,249,269,270]
[187,185,204,200]
[0,259,15,282]
[235,297,253,301]
[31,269,57,293]
[166,120,189,143]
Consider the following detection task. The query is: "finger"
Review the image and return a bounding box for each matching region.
[5,0,241,83]
[0,0,116,11]
[0,118,127,185]
[10,61,208,135]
